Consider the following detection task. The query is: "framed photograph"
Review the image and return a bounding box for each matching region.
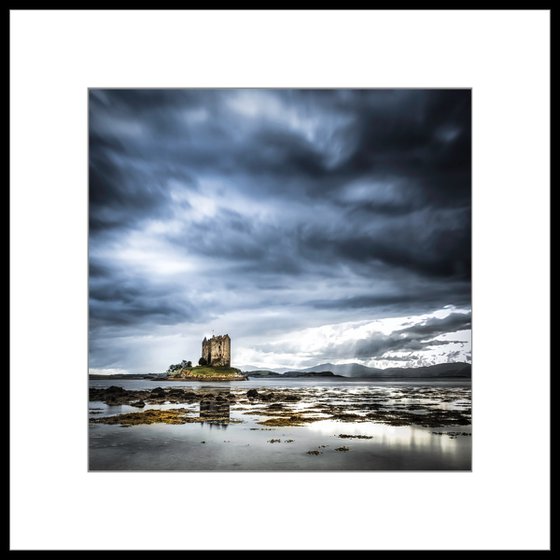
[88,88,473,473]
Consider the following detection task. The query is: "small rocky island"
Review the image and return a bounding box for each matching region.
[165,334,247,381]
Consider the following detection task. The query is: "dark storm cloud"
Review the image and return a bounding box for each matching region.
[310,284,471,312]
[89,88,471,370]
[89,259,201,329]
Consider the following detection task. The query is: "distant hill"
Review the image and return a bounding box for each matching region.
[384,362,471,378]
[282,370,343,378]
[89,373,164,380]
[243,362,470,379]
[297,362,471,378]
[246,370,343,378]
[237,365,279,373]
[297,362,383,377]
[241,369,283,377]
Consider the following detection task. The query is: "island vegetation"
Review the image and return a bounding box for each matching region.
[165,359,247,381]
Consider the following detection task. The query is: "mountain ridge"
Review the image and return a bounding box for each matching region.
[242,362,471,379]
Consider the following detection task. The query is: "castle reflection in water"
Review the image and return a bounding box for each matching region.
[198,391,231,428]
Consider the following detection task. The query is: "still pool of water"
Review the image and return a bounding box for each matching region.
[89,379,471,471]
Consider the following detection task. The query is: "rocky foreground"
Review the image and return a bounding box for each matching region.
[89,385,471,429]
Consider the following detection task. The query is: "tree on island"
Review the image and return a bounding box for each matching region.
[167,359,193,373]
[198,357,208,366]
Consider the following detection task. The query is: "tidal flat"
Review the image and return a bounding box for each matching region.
[89,380,471,471]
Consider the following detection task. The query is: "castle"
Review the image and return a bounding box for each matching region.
[201,334,231,367]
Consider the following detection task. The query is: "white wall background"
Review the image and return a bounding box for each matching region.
[10,10,550,550]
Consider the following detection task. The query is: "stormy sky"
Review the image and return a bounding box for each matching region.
[89,89,471,374]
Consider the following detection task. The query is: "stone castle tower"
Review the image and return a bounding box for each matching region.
[201,334,231,367]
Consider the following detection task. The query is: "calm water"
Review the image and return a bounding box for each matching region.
[89,377,470,390]
[89,378,471,471]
